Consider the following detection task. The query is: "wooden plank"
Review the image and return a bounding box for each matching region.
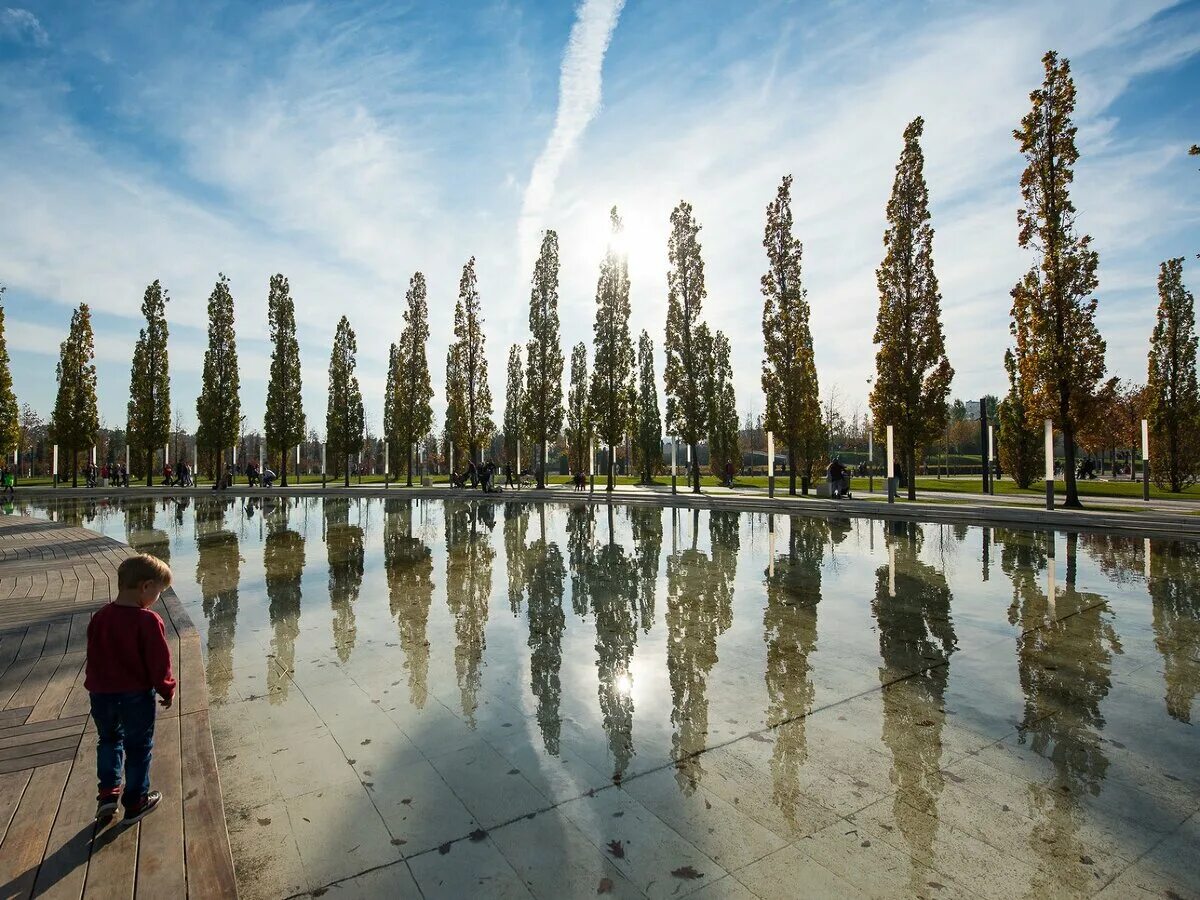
[0,722,84,751]
[0,759,72,896]
[0,733,81,762]
[0,745,78,775]
[177,635,206,717]
[27,653,86,724]
[82,812,138,900]
[0,706,32,730]
[0,629,23,680]
[16,624,48,659]
[30,734,99,900]
[0,769,33,846]
[0,658,37,709]
[66,613,90,654]
[134,712,185,900]
[5,654,61,712]
[42,620,71,657]
[181,709,237,900]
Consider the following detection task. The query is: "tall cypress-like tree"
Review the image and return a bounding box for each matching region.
[53,303,99,486]
[264,274,305,487]
[126,280,171,485]
[761,175,825,494]
[1010,51,1105,509]
[589,208,635,491]
[326,316,365,487]
[634,330,662,484]
[566,342,591,475]
[0,291,19,458]
[196,274,241,485]
[664,200,713,493]
[451,258,494,463]
[708,331,739,479]
[524,230,564,488]
[504,344,524,467]
[869,117,954,500]
[444,346,468,473]
[998,349,1043,489]
[388,272,433,485]
[1147,257,1200,492]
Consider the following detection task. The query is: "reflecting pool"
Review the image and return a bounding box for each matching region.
[22,497,1200,900]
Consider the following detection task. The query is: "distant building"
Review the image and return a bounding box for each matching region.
[964,400,981,420]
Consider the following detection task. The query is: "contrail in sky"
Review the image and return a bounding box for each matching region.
[518,0,625,269]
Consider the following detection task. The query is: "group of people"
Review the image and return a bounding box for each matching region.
[159,461,194,487]
[243,461,277,487]
[449,460,535,492]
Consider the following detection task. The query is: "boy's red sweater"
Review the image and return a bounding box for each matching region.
[85,602,176,700]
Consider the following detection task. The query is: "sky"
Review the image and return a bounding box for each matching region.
[1,0,1198,438]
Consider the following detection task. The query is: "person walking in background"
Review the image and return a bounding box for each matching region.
[85,554,176,824]
[1,466,13,500]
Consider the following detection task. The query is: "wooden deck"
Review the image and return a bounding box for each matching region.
[0,515,237,899]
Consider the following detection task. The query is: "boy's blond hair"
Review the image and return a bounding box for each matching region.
[117,554,173,590]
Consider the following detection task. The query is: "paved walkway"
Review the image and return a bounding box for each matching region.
[0,515,237,899]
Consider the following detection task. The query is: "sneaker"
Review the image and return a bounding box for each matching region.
[122,790,162,825]
[96,793,120,819]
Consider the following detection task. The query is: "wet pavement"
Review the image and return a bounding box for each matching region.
[20,496,1200,899]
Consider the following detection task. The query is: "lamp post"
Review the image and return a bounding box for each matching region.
[886,425,895,504]
[384,441,390,489]
[671,438,677,495]
[321,442,327,489]
[767,430,775,498]
[1141,418,1150,502]
[1044,420,1054,510]
[987,424,995,495]
[589,437,595,495]
[868,428,874,494]
[52,444,57,489]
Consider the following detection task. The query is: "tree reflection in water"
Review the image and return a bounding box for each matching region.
[264,498,304,704]
[763,515,827,828]
[324,498,364,664]
[871,520,956,889]
[1002,529,1119,892]
[384,498,434,710]
[124,499,170,565]
[628,505,662,633]
[504,502,530,615]
[195,498,241,704]
[667,508,737,793]
[444,501,494,727]
[523,506,567,754]
[1147,541,1200,724]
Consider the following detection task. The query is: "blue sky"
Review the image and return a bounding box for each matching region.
[1,0,1197,436]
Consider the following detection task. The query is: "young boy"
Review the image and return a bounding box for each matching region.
[85,553,176,824]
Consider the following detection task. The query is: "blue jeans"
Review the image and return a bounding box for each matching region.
[90,691,156,804]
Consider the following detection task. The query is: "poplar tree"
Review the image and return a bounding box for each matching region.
[1147,257,1200,492]
[450,258,494,463]
[664,200,713,493]
[708,331,739,478]
[997,349,1043,489]
[388,272,433,485]
[589,208,635,490]
[125,280,171,484]
[504,344,524,467]
[326,316,365,487]
[444,346,468,472]
[761,175,825,494]
[566,342,591,475]
[52,303,99,486]
[264,274,305,486]
[196,274,241,485]
[1009,51,1105,509]
[634,330,662,484]
[0,292,19,458]
[524,230,564,487]
[869,117,954,500]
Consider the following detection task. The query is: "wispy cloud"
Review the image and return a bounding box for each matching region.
[0,7,47,47]
[518,0,625,270]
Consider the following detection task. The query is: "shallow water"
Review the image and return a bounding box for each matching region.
[21,496,1200,899]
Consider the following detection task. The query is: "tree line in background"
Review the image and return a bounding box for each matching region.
[0,50,1196,505]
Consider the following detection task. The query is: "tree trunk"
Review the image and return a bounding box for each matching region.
[1061,416,1081,508]
[607,450,615,492]
[537,442,546,489]
[906,447,917,502]
[146,447,153,487]
[281,447,289,487]
[344,453,350,488]
[690,442,700,494]
[71,446,77,488]
[788,448,797,496]
[407,441,414,487]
